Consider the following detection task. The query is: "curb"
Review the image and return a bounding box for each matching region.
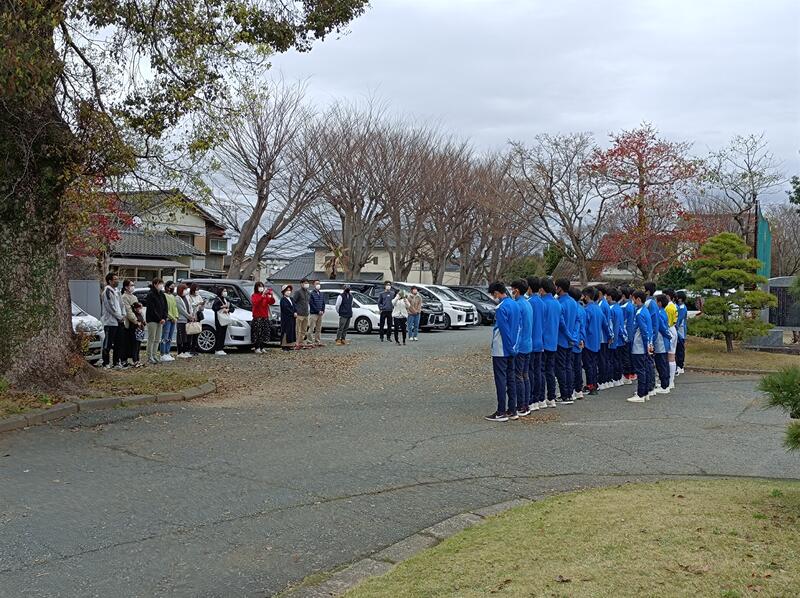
[686,365,775,376]
[279,498,531,598]
[0,381,216,435]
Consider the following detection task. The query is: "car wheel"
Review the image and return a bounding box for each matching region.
[443,313,452,329]
[197,327,217,353]
[475,312,484,326]
[355,316,372,334]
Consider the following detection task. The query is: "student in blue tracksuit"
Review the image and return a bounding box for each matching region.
[653,295,673,393]
[568,287,586,400]
[609,288,627,386]
[512,279,533,417]
[486,282,520,422]
[540,278,560,409]
[581,287,605,394]
[620,287,636,383]
[675,291,688,374]
[643,281,660,393]
[597,285,612,389]
[526,276,545,411]
[555,279,578,405]
[627,290,653,403]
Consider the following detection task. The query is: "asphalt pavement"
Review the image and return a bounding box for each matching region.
[1,327,798,597]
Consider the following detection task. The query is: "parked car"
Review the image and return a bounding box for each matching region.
[394,283,476,329]
[72,302,104,363]
[319,280,446,330]
[134,288,255,352]
[447,285,497,325]
[182,278,282,344]
[319,289,380,334]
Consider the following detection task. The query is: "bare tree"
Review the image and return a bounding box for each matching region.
[766,203,800,276]
[212,80,320,278]
[704,133,784,238]
[508,133,611,286]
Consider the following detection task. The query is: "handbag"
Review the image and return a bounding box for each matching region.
[216,311,232,327]
[186,322,202,335]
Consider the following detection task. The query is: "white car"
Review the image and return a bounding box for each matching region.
[417,283,478,328]
[72,302,104,363]
[320,289,380,334]
[133,288,253,352]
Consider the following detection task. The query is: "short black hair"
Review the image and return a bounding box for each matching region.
[526,276,541,293]
[410,285,418,291]
[152,278,163,287]
[555,278,570,293]
[620,286,632,298]
[488,281,507,296]
[132,302,142,310]
[511,279,528,295]
[595,284,607,295]
[122,279,133,289]
[541,278,556,294]
[676,290,687,302]
[301,278,309,283]
[664,288,675,300]
[384,280,392,285]
[582,286,596,301]
[164,280,175,290]
[656,294,669,308]
[633,290,647,302]
[105,272,116,284]
[568,287,582,301]
[644,281,656,295]
[609,288,621,301]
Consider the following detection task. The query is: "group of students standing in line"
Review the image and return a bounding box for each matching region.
[99,273,243,367]
[486,277,689,422]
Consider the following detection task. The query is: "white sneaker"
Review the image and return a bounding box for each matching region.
[177,353,189,359]
[627,395,646,403]
[160,355,173,362]
[215,350,227,356]
[669,382,675,389]
[530,402,540,411]
[575,391,584,400]
[546,399,557,408]
[677,367,684,375]
[623,377,633,385]
[655,387,670,394]
[614,380,624,387]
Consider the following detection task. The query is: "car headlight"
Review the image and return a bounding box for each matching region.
[453,306,467,312]
[481,303,496,311]
[230,319,246,328]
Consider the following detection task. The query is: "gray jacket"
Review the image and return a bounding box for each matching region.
[176,294,193,323]
[100,285,124,326]
[292,287,310,316]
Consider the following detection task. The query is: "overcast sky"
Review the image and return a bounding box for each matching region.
[270,0,800,181]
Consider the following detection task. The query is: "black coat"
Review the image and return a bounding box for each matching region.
[144,288,168,323]
[280,296,297,343]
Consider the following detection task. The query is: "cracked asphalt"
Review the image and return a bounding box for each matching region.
[1,327,798,597]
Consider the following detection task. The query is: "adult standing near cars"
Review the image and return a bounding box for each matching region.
[188,283,204,355]
[407,286,423,342]
[377,281,395,342]
[100,272,125,369]
[144,278,167,365]
[251,281,276,354]
[308,280,326,347]
[121,279,138,367]
[280,284,297,351]
[292,278,311,349]
[211,287,233,356]
[392,290,410,345]
[160,280,178,362]
[175,283,194,359]
[334,284,354,345]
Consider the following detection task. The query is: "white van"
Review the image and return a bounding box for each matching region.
[398,283,476,329]
[320,289,381,334]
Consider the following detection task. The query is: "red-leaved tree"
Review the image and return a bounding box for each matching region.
[589,123,706,280]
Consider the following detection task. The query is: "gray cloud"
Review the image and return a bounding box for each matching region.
[270,0,800,176]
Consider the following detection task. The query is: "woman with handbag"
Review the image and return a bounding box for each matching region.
[251,281,276,353]
[175,283,195,359]
[188,284,204,355]
[279,284,297,351]
[212,287,234,356]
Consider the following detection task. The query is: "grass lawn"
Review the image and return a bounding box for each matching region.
[686,336,800,371]
[84,367,204,399]
[347,479,800,598]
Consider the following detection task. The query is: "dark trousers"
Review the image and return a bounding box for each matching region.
[189,332,199,353]
[654,352,670,389]
[610,347,622,381]
[214,323,228,351]
[393,317,407,343]
[379,311,393,340]
[676,337,686,368]
[572,351,583,393]
[125,326,139,363]
[583,349,598,388]
[543,350,557,401]
[176,323,188,354]
[649,354,657,391]
[529,352,544,404]
[622,342,633,376]
[515,352,531,411]
[598,342,610,384]
[102,325,124,366]
[632,353,649,397]
[555,346,573,400]
[492,355,516,415]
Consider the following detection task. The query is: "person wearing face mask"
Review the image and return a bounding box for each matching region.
[392,289,410,345]
[159,280,178,362]
[292,278,312,349]
[406,286,422,342]
[188,283,205,356]
[100,272,126,369]
[307,279,326,347]
[251,281,276,353]
[212,287,235,355]
[334,284,353,345]
[280,284,297,351]
[121,279,140,366]
[377,281,395,342]
[175,283,194,358]
[144,278,168,365]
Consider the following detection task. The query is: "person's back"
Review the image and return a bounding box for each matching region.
[515,295,533,354]
[610,303,626,348]
[556,293,576,349]
[584,302,603,353]
[528,293,544,353]
[622,298,636,341]
[492,296,519,357]
[598,295,611,343]
[572,301,585,354]
[541,294,560,352]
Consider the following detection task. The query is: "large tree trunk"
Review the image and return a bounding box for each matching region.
[1,7,83,388]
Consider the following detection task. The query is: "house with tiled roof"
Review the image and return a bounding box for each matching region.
[110,229,204,282]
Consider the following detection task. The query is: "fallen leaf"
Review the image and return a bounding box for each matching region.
[555,575,571,583]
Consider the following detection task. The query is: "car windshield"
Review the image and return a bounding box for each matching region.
[240,282,255,296]
[435,287,461,301]
[71,303,86,317]
[352,292,376,305]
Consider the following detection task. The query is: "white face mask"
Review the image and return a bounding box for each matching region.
[302,283,309,289]
[221,291,227,298]
[284,291,291,297]
[385,286,391,291]
[182,289,189,296]
[157,284,164,292]
[411,290,417,295]
[314,284,321,290]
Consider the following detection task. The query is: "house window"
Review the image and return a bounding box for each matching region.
[175,233,194,246]
[209,238,227,253]
[371,257,379,265]
[176,269,190,281]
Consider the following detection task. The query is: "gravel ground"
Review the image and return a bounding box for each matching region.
[1,327,798,597]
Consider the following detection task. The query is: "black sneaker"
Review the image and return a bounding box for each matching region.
[506,411,520,420]
[517,408,531,417]
[560,397,575,405]
[485,411,509,422]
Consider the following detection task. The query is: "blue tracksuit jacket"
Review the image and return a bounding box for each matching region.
[622,299,636,342]
[653,307,671,353]
[572,304,586,354]
[610,303,627,349]
[599,297,612,343]
[645,296,659,337]
[541,294,560,352]
[515,296,533,354]
[492,296,520,357]
[631,305,653,354]
[584,302,604,353]
[528,294,544,353]
[676,303,688,339]
[557,294,577,349]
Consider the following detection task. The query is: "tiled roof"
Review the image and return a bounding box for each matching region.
[270,252,316,280]
[114,189,227,229]
[113,229,204,258]
[308,230,390,250]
